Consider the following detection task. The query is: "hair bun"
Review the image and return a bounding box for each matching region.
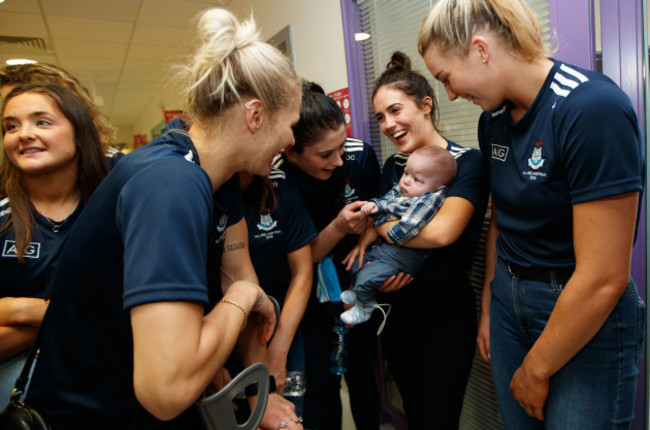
[385,51,412,73]
[197,8,259,53]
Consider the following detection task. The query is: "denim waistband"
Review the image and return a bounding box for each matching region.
[498,256,574,284]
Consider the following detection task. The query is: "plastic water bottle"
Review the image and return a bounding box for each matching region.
[330,323,349,375]
[283,370,306,397]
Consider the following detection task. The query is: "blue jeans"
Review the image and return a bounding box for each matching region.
[350,243,428,304]
[490,258,646,429]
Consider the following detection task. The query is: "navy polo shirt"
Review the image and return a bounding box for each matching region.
[275,137,380,285]
[27,119,242,429]
[243,169,317,299]
[0,201,81,298]
[478,60,644,268]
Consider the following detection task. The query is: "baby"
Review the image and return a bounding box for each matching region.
[340,145,457,326]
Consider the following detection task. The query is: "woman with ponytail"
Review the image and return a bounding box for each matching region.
[24,8,303,429]
[369,51,489,429]
[274,81,383,430]
[420,0,645,428]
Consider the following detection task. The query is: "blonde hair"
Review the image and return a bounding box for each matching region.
[177,8,301,125]
[418,0,548,61]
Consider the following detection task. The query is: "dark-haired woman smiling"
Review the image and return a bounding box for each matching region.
[274,82,382,430]
[369,51,489,429]
[0,83,109,406]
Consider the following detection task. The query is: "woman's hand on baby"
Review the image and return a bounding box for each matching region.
[335,201,371,235]
[378,272,413,293]
[343,227,379,271]
[342,245,364,272]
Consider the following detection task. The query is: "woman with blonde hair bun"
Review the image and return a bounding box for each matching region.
[420,0,645,428]
[24,8,303,429]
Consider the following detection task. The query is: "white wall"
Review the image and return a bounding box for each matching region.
[228,0,349,93]
[131,81,183,144]
[131,0,349,139]
[115,124,134,146]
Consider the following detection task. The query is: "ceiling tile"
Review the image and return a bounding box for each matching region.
[120,69,166,84]
[123,58,168,73]
[127,43,179,62]
[0,0,41,14]
[0,12,49,38]
[40,0,141,22]
[131,23,191,47]
[48,16,133,43]
[58,57,122,73]
[116,81,162,92]
[0,0,216,130]
[138,0,206,27]
[77,70,121,83]
[55,40,128,59]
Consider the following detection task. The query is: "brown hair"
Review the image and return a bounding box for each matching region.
[0,63,117,150]
[372,51,440,131]
[291,80,345,154]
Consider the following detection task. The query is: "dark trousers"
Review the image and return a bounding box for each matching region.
[380,272,477,430]
[301,299,380,430]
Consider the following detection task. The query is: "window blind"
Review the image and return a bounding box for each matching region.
[352,1,550,428]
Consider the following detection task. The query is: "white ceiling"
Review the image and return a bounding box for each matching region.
[0,0,230,127]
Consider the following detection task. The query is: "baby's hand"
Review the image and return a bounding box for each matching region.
[361,202,378,215]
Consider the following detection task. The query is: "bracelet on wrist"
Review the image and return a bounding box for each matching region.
[219,299,248,331]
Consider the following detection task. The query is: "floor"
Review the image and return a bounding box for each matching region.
[340,379,397,430]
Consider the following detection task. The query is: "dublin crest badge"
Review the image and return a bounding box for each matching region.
[528,141,545,170]
[257,209,277,232]
[344,180,355,199]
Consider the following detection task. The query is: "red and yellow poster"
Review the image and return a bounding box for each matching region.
[327,88,353,137]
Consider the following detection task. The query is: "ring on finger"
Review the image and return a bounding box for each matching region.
[276,421,289,429]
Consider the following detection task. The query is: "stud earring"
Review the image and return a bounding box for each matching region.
[482,58,487,64]
[244,101,254,110]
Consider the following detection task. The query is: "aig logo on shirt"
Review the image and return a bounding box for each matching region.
[2,240,40,259]
[491,144,509,162]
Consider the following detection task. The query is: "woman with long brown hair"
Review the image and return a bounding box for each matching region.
[0,83,109,406]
